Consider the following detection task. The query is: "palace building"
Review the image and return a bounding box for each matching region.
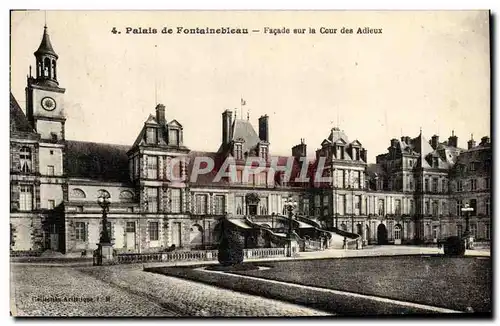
[10,26,491,255]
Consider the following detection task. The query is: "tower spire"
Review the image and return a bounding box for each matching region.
[33,24,59,87]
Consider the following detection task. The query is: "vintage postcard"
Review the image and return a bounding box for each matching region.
[9,10,491,317]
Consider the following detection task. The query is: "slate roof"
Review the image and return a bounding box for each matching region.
[10,93,34,133]
[65,140,131,183]
[231,119,261,155]
[34,26,58,59]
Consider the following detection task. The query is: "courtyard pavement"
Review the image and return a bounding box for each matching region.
[10,245,489,317]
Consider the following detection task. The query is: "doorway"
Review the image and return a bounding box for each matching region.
[394,224,402,245]
[248,204,257,216]
[49,224,59,251]
[125,222,136,250]
[377,223,388,245]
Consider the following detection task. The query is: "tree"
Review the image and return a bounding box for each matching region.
[217,219,244,266]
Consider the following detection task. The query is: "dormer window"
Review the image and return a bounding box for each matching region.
[432,157,439,168]
[340,146,345,160]
[355,148,360,160]
[146,128,157,144]
[50,133,58,142]
[234,144,243,160]
[169,129,179,146]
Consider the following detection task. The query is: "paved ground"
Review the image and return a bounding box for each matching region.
[11,245,490,317]
[10,264,329,317]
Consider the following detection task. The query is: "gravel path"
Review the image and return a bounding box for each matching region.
[11,264,330,317]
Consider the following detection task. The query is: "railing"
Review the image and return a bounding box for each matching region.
[10,250,43,257]
[117,249,219,264]
[304,239,322,251]
[244,247,286,259]
[117,247,288,264]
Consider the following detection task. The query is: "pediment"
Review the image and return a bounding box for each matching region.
[351,139,362,147]
[168,119,183,128]
[335,138,347,145]
[145,114,158,125]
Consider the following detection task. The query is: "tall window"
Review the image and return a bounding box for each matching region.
[470,179,477,191]
[485,198,490,216]
[214,195,225,215]
[395,199,401,215]
[171,159,182,180]
[147,156,158,179]
[146,128,157,144]
[19,185,33,211]
[323,195,329,216]
[20,147,32,173]
[441,201,447,216]
[234,144,243,160]
[169,129,179,146]
[47,165,55,176]
[315,195,321,216]
[424,179,429,192]
[457,180,463,192]
[485,224,490,240]
[354,195,361,215]
[235,196,244,215]
[149,222,159,241]
[457,224,463,237]
[432,178,438,193]
[409,199,414,215]
[170,188,181,213]
[47,200,55,209]
[356,171,361,188]
[432,201,439,217]
[470,224,477,238]
[470,199,477,216]
[302,198,310,216]
[195,194,208,214]
[75,222,86,241]
[378,199,385,216]
[257,172,267,186]
[485,177,490,190]
[338,195,346,216]
[425,201,430,215]
[147,188,158,212]
[456,200,462,216]
[342,170,347,188]
[259,198,268,215]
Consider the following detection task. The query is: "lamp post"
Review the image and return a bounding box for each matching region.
[97,193,111,244]
[461,202,474,249]
[284,197,298,257]
[94,192,114,266]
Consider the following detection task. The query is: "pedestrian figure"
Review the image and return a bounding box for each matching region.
[343,236,347,250]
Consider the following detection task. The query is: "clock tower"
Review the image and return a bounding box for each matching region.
[26,25,66,141]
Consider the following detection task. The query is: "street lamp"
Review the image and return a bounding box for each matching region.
[461,202,474,249]
[284,197,298,237]
[97,192,111,244]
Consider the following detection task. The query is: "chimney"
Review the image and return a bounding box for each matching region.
[155,104,166,125]
[431,135,439,149]
[467,134,476,150]
[448,130,458,148]
[480,136,490,145]
[390,138,398,148]
[405,136,411,144]
[292,138,307,158]
[222,109,233,145]
[259,115,269,142]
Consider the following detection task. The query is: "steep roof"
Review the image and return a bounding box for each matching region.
[65,140,131,183]
[231,119,261,154]
[10,93,34,133]
[328,127,350,144]
[34,26,58,59]
[186,151,230,187]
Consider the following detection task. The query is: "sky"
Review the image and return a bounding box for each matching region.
[10,10,490,163]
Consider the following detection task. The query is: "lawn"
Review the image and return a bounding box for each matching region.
[231,255,491,313]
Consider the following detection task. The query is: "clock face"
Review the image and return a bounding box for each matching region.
[41,97,56,111]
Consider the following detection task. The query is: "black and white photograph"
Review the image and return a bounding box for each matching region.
[8,9,491,318]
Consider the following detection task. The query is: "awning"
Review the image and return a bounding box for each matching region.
[227,218,252,229]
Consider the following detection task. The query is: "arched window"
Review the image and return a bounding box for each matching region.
[71,188,86,199]
[119,190,134,202]
[52,60,57,79]
[20,147,32,173]
[98,189,111,199]
[44,57,51,78]
[394,224,402,240]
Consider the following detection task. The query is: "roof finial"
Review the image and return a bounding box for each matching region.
[419,126,422,135]
[471,133,474,140]
[44,11,47,29]
[452,130,455,137]
[247,110,250,121]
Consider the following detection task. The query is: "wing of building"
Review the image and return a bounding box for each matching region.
[10,26,491,256]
